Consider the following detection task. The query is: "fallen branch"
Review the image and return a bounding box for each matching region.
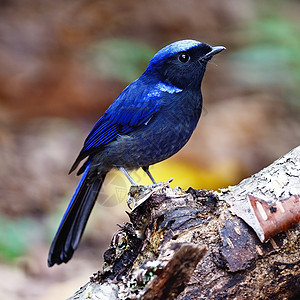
[69,146,300,300]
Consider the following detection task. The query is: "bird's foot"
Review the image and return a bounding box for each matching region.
[126,178,173,210]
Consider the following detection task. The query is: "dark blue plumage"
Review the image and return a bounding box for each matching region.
[48,39,225,266]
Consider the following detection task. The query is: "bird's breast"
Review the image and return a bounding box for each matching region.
[98,91,202,169]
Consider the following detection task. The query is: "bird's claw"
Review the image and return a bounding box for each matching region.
[126,178,173,210]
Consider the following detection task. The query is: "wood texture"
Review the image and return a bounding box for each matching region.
[69,146,300,300]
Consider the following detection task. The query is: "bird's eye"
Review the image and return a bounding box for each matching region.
[178,53,190,63]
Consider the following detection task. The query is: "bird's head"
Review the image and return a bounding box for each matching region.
[145,39,225,90]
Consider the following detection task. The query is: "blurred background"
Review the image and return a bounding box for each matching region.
[0,0,299,299]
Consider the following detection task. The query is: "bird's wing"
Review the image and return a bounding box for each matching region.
[69,80,164,173]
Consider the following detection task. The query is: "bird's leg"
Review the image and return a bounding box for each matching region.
[119,167,137,185]
[121,166,171,210]
[142,166,156,184]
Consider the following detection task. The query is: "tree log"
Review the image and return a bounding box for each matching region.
[69,146,300,300]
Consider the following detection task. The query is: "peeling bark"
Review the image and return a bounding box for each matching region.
[68,146,300,300]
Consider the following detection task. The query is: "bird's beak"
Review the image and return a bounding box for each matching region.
[201,46,226,61]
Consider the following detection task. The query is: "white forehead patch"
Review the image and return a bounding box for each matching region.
[152,39,202,62]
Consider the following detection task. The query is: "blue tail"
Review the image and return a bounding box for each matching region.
[48,161,106,266]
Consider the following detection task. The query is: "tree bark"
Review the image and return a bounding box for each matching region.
[68,146,300,300]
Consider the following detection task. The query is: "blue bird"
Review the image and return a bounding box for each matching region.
[48,39,225,266]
